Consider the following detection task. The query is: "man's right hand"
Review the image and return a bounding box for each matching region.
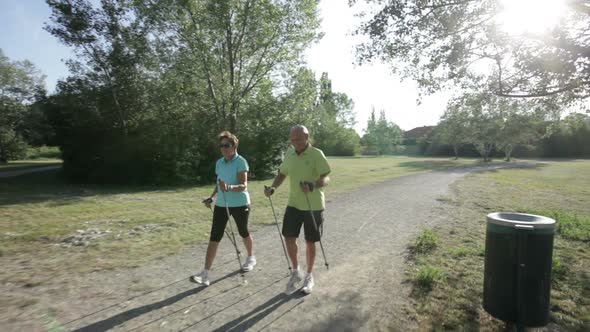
[202,197,213,208]
[264,186,275,197]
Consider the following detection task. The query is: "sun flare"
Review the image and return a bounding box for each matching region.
[498,0,568,35]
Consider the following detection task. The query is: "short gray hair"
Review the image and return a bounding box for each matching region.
[290,125,309,135]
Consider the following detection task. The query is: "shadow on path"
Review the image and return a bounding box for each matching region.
[177,275,288,332]
[73,271,240,332]
[211,292,306,332]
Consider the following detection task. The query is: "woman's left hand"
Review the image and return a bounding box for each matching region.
[218,180,232,192]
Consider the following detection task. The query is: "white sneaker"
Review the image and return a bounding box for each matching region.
[189,270,210,286]
[242,256,257,272]
[286,270,303,292]
[302,273,314,294]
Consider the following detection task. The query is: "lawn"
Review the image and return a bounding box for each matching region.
[0,146,61,172]
[404,159,590,331]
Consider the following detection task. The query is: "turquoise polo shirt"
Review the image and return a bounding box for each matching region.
[279,145,331,211]
[215,153,251,207]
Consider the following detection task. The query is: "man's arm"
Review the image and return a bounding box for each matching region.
[301,173,329,193]
[316,173,330,188]
[265,173,286,196]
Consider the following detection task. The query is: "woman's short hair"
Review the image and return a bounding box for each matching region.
[219,131,239,147]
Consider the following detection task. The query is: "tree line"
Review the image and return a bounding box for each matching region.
[431,93,590,160]
[350,0,589,160]
[1,0,361,184]
[3,0,589,181]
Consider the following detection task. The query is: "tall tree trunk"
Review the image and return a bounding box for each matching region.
[485,143,494,162]
[0,143,7,164]
[505,145,513,161]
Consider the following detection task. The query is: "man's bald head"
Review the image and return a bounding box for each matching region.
[290,125,309,136]
[290,125,310,153]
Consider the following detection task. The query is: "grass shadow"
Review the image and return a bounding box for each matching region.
[0,169,200,206]
[397,159,475,172]
[0,161,62,172]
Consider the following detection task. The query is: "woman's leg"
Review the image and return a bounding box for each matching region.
[206,206,229,269]
[204,241,219,269]
[232,206,253,256]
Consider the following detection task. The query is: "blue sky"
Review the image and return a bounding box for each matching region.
[0,1,447,132]
[0,0,71,92]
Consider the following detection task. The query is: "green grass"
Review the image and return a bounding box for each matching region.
[520,209,590,242]
[410,228,439,254]
[25,146,61,160]
[0,146,61,172]
[413,265,445,290]
[326,155,479,195]
[449,247,477,258]
[404,159,590,331]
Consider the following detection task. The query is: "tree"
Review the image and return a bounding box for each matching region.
[44,0,323,183]
[362,109,403,155]
[496,106,546,161]
[0,49,46,163]
[440,93,552,161]
[313,72,360,155]
[541,112,590,157]
[137,0,322,133]
[46,0,154,136]
[352,0,590,103]
[435,106,472,159]
[444,93,503,161]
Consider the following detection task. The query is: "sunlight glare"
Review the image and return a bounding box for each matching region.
[498,0,568,35]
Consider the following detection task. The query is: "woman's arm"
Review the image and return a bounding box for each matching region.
[228,171,248,192]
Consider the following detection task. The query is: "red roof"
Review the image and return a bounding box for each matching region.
[404,126,435,139]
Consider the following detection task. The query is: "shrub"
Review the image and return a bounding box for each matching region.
[410,229,439,254]
[414,265,444,289]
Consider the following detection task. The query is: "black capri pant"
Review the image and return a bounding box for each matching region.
[210,205,251,242]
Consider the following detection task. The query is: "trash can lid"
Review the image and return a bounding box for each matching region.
[487,212,556,229]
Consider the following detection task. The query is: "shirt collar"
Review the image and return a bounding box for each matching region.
[295,143,310,156]
[224,153,239,163]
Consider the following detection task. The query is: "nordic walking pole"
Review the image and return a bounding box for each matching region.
[204,200,240,254]
[301,182,329,270]
[218,179,247,284]
[265,186,292,274]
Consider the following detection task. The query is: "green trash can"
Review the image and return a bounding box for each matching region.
[483,212,556,328]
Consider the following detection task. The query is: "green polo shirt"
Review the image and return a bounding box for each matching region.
[279,145,331,211]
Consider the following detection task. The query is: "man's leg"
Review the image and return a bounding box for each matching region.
[301,210,322,294]
[285,237,299,269]
[305,241,316,274]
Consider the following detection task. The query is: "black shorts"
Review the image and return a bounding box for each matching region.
[210,205,250,242]
[282,206,324,242]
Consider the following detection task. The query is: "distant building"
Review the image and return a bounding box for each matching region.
[403,126,435,142]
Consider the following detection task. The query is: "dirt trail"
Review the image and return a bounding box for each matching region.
[3,164,532,331]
